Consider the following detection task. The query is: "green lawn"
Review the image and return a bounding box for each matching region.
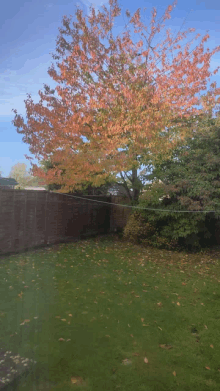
[0,233,220,390]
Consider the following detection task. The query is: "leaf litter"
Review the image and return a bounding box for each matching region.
[1,234,220,389]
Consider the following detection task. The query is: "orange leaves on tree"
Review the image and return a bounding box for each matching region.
[11,0,220,196]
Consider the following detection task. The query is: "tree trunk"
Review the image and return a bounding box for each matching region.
[130,168,143,206]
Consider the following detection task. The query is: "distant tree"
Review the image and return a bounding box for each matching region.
[9,163,46,189]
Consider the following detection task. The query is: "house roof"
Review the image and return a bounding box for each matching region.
[0,177,18,186]
[108,180,161,195]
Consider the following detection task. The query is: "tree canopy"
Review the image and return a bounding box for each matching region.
[12,0,220,203]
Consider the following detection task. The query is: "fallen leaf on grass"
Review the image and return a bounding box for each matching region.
[55,316,61,319]
[182,282,187,286]
[173,371,176,376]
[176,302,181,306]
[157,302,162,307]
[210,345,214,348]
[59,338,65,341]
[159,344,173,350]
[122,359,132,365]
[20,319,30,325]
[71,377,84,385]
[141,318,144,322]
[204,325,208,329]
[69,314,72,317]
[61,319,66,321]
[144,357,148,364]
[158,326,162,331]
[130,334,134,338]
[205,366,210,370]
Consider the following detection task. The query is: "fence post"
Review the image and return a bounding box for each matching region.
[34,192,37,246]
[44,192,48,245]
[22,190,27,251]
[10,190,15,253]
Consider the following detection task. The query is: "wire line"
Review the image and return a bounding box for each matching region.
[48,190,218,213]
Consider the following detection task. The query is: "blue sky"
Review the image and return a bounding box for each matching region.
[0,0,220,181]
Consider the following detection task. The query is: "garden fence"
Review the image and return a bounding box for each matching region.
[0,189,132,257]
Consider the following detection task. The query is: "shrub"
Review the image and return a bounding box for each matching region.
[123,211,156,244]
[134,112,220,253]
[122,210,179,251]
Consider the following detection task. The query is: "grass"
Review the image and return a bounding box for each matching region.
[0,232,220,391]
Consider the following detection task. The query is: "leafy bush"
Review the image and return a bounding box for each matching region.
[123,209,180,251]
[123,211,157,244]
[123,112,220,253]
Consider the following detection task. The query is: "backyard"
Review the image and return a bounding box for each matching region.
[0,232,220,390]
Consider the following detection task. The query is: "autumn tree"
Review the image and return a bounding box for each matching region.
[39,152,150,199]
[12,0,220,205]
[39,154,122,195]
